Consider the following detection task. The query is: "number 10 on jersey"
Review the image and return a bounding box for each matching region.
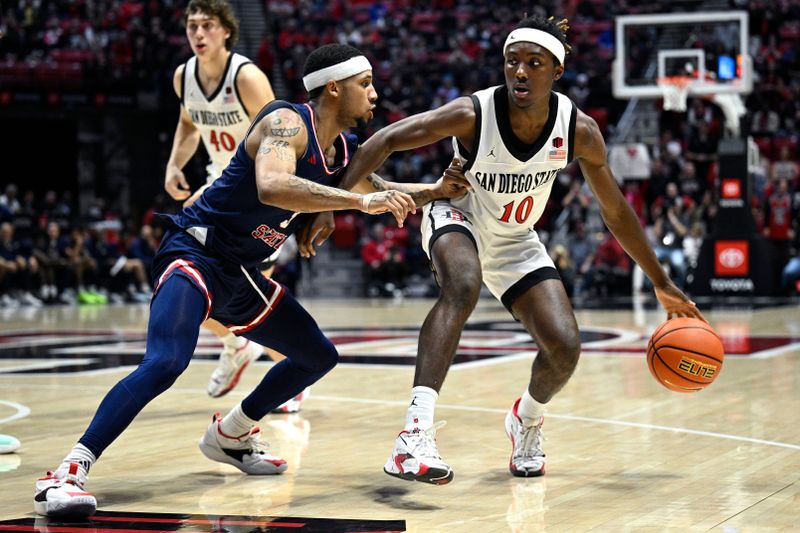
[499,196,534,224]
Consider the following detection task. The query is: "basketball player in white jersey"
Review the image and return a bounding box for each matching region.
[340,15,705,484]
[165,0,305,412]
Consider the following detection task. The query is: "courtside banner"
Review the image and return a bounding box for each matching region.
[715,240,749,276]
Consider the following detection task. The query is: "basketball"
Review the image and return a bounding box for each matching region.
[647,317,725,393]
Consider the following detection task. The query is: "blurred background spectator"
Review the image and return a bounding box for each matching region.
[0,0,797,305]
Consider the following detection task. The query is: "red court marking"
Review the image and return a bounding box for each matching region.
[0,527,209,533]
[91,516,305,527]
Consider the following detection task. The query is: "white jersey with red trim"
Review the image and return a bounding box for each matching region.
[182,52,253,183]
[451,86,577,238]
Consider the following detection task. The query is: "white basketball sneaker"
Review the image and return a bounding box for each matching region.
[505,397,546,477]
[383,421,453,485]
[270,387,310,414]
[34,463,97,516]
[198,413,287,475]
[207,340,263,398]
[0,434,20,454]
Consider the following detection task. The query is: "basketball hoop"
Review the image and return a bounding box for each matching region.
[657,76,694,112]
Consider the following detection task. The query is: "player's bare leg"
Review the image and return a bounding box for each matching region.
[414,232,482,392]
[504,279,581,476]
[385,232,481,485]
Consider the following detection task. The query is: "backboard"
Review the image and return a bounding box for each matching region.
[612,11,753,99]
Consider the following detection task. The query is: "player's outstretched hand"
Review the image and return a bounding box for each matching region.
[297,211,335,258]
[655,281,706,322]
[359,190,416,227]
[165,166,191,201]
[438,158,471,199]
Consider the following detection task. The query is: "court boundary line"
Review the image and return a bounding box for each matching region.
[308,395,800,451]
[3,380,796,451]
[0,400,30,425]
[7,384,800,450]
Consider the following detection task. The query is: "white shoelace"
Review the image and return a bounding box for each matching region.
[242,429,273,456]
[516,423,544,460]
[407,421,447,459]
[216,357,234,376]
[53,464,89,487]
[216,345,247,377]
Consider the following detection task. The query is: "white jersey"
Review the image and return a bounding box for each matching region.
[451,86,577,238]
[182,52,253,182]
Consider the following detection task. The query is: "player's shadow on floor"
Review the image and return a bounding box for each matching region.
[478,471,520,483]
[368,485,443,511]
[97,487,155,507]
[97,472,227,506]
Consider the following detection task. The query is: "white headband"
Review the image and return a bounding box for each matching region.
[303,55,372,91]
[503,28,565,65]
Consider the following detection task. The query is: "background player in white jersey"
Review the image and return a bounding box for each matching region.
[341,15,705,485]
[164,1,304,410]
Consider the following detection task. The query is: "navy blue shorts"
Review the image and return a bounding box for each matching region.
[152,228,285,334]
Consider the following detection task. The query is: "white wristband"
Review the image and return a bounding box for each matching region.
[360,194,370,211]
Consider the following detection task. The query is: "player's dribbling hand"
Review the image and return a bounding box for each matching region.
[438,158,471,200]
[165,166,191,201]
[297,211,335,258]
[654,281,707,322]
[359,190,416,227]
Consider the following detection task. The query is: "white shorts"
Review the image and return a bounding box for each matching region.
[421,200,560,311]
[205,162,223,186]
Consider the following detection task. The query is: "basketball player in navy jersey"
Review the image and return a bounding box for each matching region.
[164,0,306,411]
[33,43,468,517]
[340,16,706,484]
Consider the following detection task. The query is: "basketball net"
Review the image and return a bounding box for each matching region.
[657,76,694,112]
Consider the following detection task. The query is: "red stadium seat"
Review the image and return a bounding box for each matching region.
[0,63,33,87]
[753,136,773,159]
[332,213,361,250]
[585,108,609,135]
[57,63,83,89]
[772,137,797,158]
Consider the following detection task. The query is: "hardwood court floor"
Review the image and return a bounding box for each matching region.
[1,298,799,532]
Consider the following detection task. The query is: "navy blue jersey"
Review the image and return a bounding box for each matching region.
[165,100,359,267]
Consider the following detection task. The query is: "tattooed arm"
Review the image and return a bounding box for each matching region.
[358,166,471,207]
[340,97,476,206]
[245,108,417,224]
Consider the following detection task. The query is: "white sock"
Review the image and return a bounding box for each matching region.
[219,403,258,438]
[517,389,546,427]
[59,443,96,478]
[221,332,246,349]
[405,386,438,431]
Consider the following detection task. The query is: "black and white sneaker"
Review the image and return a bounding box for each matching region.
[34,462,97,516]
[383,422,453,485]
[199,412,287,475]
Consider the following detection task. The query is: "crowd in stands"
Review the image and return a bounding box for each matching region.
[268,0,625,185]
[0,1,189,94]
[0,184,157,307]
[0,0,798,305]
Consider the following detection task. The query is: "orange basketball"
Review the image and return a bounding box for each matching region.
[647,317,725,393]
